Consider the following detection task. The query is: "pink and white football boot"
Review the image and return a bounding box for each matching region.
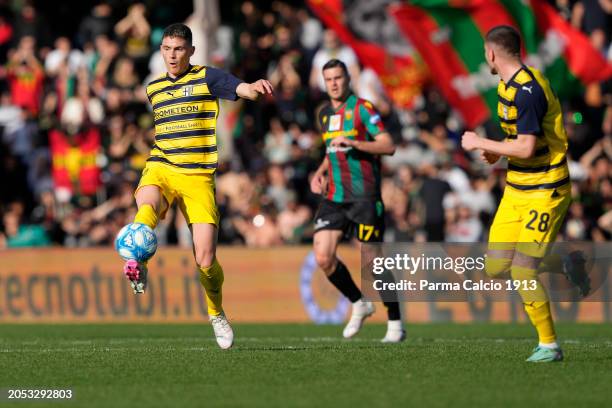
[123,260,148,294]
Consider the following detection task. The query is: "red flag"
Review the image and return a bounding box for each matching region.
[390,0,612,128]
[390,3,490,127]
[530,0,612,82]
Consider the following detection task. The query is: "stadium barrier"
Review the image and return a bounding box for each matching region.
[0,247,609,322]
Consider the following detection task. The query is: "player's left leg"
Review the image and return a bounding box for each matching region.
[359,241,405,343]
[124,165,172,294]
[191,222,232,350]
[350,200,405,343]
[514,192,571,362]
[177,172,231,349]
[313,200,375,338]
[510,251,562,362]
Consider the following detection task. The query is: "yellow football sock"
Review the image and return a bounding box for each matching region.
[199,258,225,316]
[512,264,556,344]
[484,256,512,279]
[134,204,158,229]
[523,301,556,344]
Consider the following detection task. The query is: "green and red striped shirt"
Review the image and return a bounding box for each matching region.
[318,94,385,203]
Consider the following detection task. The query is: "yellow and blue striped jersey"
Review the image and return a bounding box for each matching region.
[145,65,242,173]
[497,65,570,195]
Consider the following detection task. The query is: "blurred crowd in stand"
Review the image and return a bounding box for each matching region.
[0,0,610,249]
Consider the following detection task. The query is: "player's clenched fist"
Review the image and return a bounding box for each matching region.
[329,136,355,148]
[480,150,500,165]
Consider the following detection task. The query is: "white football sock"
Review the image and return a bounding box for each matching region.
[539,342,559,349]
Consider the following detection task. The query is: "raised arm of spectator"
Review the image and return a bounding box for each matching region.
[115,3,150,38]
[579,139,604,169]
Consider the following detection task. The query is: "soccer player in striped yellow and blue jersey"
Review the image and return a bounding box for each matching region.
[121,23,273,349]
[462,26,589,362]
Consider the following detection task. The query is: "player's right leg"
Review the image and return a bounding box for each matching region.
[485,197,520,280]
[313,228,374,338]
[123,181,168,294]
[537,250,590,297]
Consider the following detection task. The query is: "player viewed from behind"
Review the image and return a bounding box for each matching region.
[462,25,589,362]
[120,23,273,349]
[310,59,405,343]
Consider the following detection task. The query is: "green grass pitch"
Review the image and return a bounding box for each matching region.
[0,323,610,407]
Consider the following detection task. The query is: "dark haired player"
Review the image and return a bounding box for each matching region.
[311,59,405,342]
[120,23,273,349]
[462,25,589,362]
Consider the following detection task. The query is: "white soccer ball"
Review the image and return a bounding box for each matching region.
[114,223,158,262]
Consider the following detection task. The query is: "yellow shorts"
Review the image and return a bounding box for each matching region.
[136,162,219,226]
[488,187,571,258]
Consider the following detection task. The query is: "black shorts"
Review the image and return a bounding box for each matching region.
[314,199,385,243]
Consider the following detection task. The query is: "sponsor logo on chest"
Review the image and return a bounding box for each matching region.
[329,114,342,131]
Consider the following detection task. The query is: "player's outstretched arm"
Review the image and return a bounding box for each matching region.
[236,79,274,101]
[329,132,395,156]
[462,131,536,160]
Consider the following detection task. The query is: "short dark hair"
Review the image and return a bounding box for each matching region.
[162,23,192,45]
[485,25,521,57]
[322,59,349,77]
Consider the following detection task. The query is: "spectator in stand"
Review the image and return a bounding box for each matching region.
[446,203,483,243]
[0,14,13,64]
[264,117,292,165]
[0,0,609,249]
[309,29,360,94]
[417,163,452,241]
[12,1,50,48]
[277,191,312,243]
[114,2,150,79]
[6,36,43,116]
[45,37,86,77]
[77,1,114,48]
[2,207,50,248]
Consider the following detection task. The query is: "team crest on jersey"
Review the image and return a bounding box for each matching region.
[181,85,195,97]
[329,114,342,131]
[345,110,353,120]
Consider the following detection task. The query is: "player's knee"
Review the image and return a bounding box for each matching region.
[314,251,336,274]
[195,250,215,269]
[485,257,512,278]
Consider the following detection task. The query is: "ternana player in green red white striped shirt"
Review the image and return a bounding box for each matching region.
[310,59,405,342]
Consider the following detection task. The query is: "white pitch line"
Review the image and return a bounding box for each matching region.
[0,338,610,354]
